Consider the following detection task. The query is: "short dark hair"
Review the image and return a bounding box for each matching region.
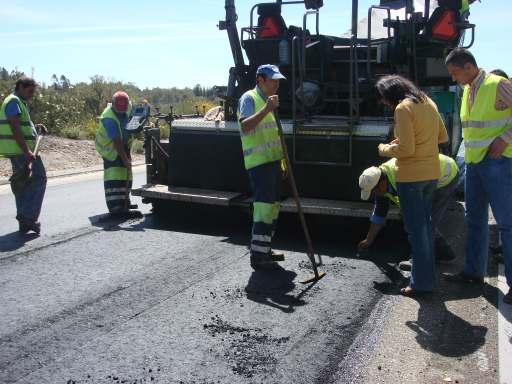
[490,69,509,79]
[14,76,37,91]
[445,48,478,68]
[375,75,426,107]
[255,73,267,86]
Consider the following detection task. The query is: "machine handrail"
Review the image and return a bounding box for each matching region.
[366,6,391,81]
[248,1,314,40]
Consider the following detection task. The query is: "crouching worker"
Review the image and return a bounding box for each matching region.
[358,153,460,269]
[95,91,138,216]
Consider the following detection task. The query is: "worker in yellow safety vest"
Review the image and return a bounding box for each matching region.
[237,64,286,270]
[445,48,512,305]
[95,91,138,216]
[358,154,461,270]
[0,77,47,234]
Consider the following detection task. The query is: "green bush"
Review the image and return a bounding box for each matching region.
[61,126,80,139]
[160,125,170,140]
[0,67,220,142]
[83,118,99,140]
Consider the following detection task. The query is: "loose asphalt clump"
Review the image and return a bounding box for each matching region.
[203,315,289,378]
[220,287,246,302]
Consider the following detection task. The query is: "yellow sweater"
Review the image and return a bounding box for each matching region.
[379,97,449,182]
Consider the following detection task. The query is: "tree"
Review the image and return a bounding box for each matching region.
[59,75,71,90]
[0,67,9,81]
[193,83,202,97]
[51,74,59,90]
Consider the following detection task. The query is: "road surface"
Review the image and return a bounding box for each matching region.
[0,168,507,383]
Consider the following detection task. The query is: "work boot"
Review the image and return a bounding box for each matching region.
[398,259,412,272]
[270,251,285,262]
[109,209,142,219]
[444,271,484,285]
[250,255,280,271]
[399,247,455,271]
[18,218,41,235]
[504,288,512,305]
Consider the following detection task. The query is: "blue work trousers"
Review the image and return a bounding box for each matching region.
[247,161,282,260]
[464,156,512,287]
[103,156,132,213]
[397,180,437,291]
[9,155,47,222]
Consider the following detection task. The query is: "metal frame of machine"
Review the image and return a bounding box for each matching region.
[133,0,474,219]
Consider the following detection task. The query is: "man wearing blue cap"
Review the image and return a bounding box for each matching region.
[238,64,286,270]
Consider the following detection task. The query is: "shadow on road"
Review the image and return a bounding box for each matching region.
[88,212,147,232]
[0,231,39,252]
[144,201,410,262]
[374,270,498,358]
[368,199,507,358]
[406,281,493,358]
[245,266,311,313]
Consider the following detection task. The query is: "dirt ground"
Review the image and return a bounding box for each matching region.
[0,136,144,178]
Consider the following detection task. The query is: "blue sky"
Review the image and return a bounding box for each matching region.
[1,0,509,89]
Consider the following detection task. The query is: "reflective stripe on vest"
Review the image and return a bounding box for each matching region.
[461,74,512,164]
[95,103,133,161]
[240,121,277,136]
[379,154,458,205]
[243,139,282,157]
[238,88,283,170]
[0,94,36,156]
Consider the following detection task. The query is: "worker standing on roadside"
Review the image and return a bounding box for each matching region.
[358,154,460,270]
[238,64,286,270]
[0,77,47,234]
[444,48,512,305]
[95,91,136,216]
[376,75,449,296]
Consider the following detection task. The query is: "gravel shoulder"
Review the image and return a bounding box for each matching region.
[358,202,500,384]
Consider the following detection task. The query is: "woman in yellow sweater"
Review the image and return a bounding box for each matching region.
[376,75,449,295]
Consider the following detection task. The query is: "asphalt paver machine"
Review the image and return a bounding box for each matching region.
[133,0,475,219]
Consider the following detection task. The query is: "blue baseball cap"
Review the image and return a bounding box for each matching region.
[256,64,286,80]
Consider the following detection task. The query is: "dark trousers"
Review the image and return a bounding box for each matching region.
[103,156,132,213]
[247,161,282,260]
[9,155,47,222]
[464,156,512,287]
